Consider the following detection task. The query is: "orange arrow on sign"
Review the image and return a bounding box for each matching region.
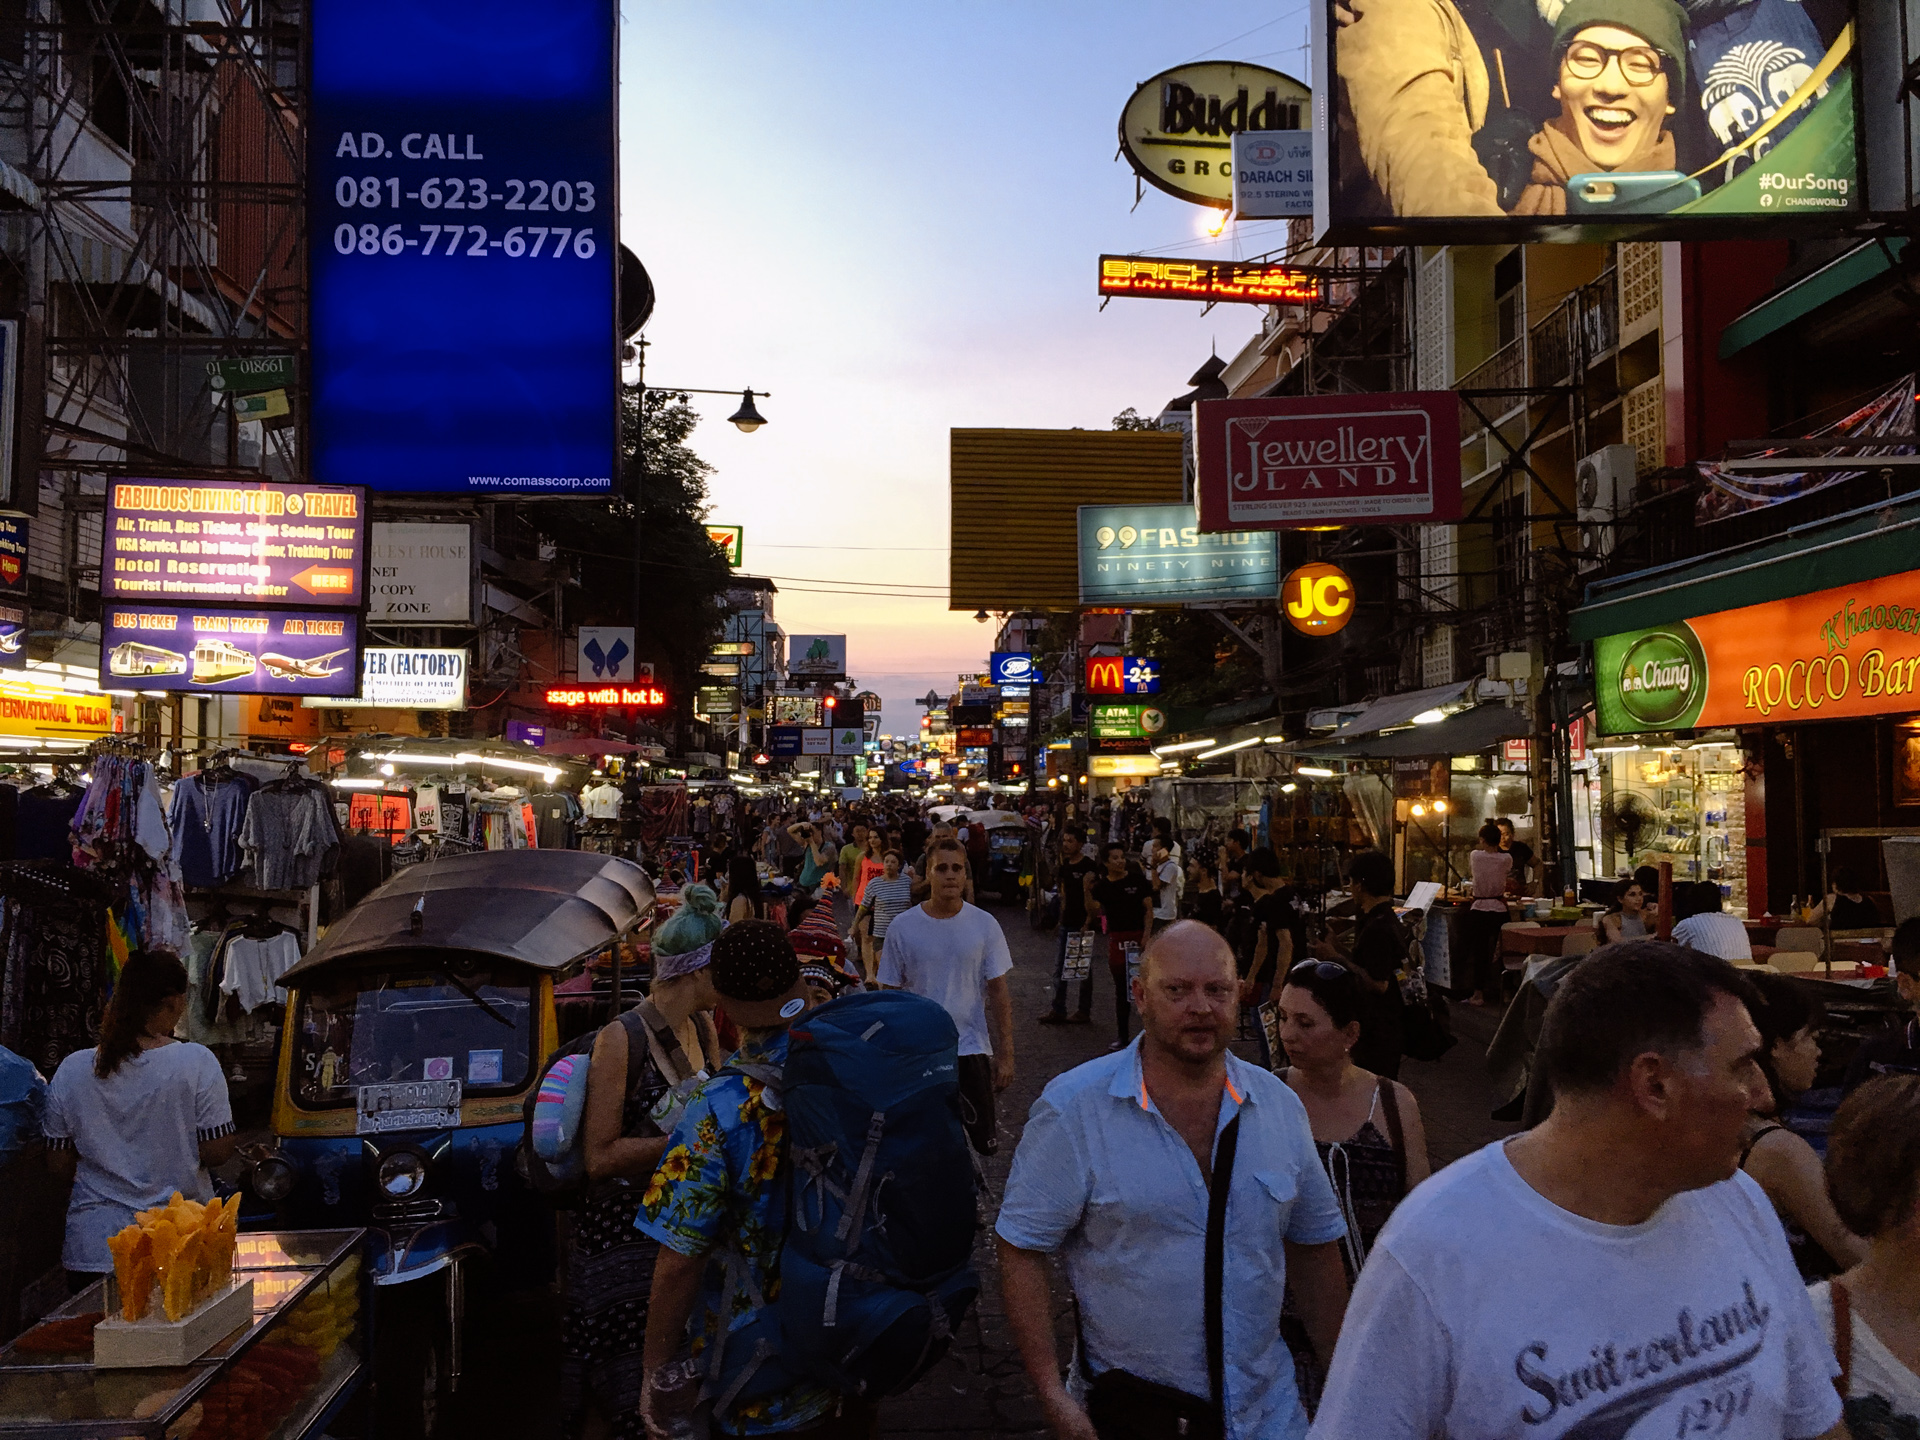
[289,565,355,596]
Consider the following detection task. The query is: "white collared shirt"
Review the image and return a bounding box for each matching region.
[995,1038,1347,1440]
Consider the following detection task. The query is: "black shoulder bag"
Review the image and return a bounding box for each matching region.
[1085,1113,1241,1440]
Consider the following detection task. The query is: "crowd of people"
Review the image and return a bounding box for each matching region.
[35,784,1920,1440]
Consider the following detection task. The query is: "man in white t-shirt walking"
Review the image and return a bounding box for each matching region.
[1151,841,1182,925]
[880,835,1015,1154]
[1311,940,1845,1440]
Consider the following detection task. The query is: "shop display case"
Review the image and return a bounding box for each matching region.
[0,1229,365,1440]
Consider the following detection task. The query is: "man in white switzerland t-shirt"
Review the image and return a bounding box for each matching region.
[1312,940,1845,1440]
[879,835,1014,1156]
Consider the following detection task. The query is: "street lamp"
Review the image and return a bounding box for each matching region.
[727,390,767,432]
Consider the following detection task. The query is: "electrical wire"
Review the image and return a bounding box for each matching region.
[1174,8,1306,65]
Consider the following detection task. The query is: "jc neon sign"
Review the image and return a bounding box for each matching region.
[1284,562,1354,636]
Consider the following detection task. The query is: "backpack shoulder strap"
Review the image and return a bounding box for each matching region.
[1831,1280,1852,1399]
[632,996,697,1082]
[1377,1079,1406,1154]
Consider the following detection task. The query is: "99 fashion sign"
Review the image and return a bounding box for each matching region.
[1312,0,1861,239]
[1592,568,1920,733]
[310,0,616,492]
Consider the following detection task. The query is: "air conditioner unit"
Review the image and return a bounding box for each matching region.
[1575,444,1637,565]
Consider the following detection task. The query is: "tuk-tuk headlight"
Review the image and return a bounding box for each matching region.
[377,1150,428,1199]
[251,1154,295,1202]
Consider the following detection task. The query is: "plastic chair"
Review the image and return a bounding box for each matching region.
[1773,927,1826,956]
[1769,951,1821,973]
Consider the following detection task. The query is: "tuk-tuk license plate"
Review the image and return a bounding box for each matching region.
[356,1079,463,1134]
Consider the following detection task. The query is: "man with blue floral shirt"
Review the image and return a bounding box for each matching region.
[636,921,872,1438]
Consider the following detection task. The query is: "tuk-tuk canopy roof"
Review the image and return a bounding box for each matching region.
[283,850,655,981]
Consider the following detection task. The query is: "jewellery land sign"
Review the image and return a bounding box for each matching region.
[1592,569,1920,733]
[301,647,468,709]
[1078,504,1279,605]
[102,480,367,606]
[1312,0,1861,241]
[1119,61,1311,209]
[1097,256,1321,305]
[102,606,360,697]
[309,0,617,492]
[368,522,471,622]
[1086,655,1162,696]
[1194,393,1460,531]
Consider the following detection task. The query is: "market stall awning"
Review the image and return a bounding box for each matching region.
[1314,680,1474,739]
[1292,702,1529,758]
[1719,239,1908,358]
[1567,489,1920,642]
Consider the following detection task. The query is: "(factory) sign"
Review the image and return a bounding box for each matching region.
[302,647,468,709]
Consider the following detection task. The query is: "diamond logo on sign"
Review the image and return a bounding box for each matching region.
[578,627,635,683]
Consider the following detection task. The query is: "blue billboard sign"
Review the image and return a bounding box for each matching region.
[990,651,1042,685]
[310,0,618,493]
[767,726,803,757]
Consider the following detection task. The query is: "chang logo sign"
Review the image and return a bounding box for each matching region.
[1616,625,1709,728]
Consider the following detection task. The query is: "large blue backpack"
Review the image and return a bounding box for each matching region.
[704,990,980,1420]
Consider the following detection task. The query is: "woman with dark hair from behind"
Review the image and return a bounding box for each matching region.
[1816,1074,1920,1433]
[720,853,764,924]
[1739,969,1867,1279]
[1808,865,1882,931]
[42,951,235,1287]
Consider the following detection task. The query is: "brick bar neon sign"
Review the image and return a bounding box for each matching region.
[546,685,668,707]
[1097,256,1321,305]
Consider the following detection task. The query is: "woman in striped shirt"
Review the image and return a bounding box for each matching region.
[858,850,916,984]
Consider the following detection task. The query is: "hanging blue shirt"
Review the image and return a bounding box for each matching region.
[169,774,254,888]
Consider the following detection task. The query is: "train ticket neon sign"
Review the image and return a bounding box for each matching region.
[1098,256,1321,305]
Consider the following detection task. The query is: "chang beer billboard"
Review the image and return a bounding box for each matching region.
[1595,623,1710,732]
[1593,568,1920,733]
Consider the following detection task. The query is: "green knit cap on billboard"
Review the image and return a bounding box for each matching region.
[1595,621,1708,732]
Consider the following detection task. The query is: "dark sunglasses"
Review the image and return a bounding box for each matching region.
[1288,960,1351,983]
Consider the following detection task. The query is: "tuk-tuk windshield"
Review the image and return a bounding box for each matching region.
[290,963,535,1109]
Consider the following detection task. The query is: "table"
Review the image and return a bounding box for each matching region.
[1752,939,1884,967]
[1501,925,1578,958]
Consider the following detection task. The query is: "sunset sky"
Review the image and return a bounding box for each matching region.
[620,1,1304,725]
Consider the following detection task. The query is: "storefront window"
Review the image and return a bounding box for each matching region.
[1581,733,1747,914]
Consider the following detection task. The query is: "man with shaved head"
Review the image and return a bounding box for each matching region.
[995,921,1350,1440]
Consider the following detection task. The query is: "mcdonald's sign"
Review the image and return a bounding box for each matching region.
[1086,655,1161,695]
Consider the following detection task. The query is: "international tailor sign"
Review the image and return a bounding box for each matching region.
[1593,569,1920,734]
[1079,504,1278,605]
[544,685,668,707]
[102,480,367,606]
[1283,562,1356,636]
[1193,393,1460,531]
[102,606,359,696]
[1086,656,1161,696]
[1097,256,1320,305]
[0,676,113,740]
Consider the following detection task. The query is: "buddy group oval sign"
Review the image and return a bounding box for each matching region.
[1284,562,1354,636]
[1119,62,1311,209]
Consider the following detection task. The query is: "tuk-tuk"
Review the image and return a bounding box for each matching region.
[971,809,1033,904]
[247,850,654,1435]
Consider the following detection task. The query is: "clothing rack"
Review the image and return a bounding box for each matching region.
[85,735,155,759]
[0,861,113,905]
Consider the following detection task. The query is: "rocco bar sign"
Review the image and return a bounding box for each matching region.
[1193,393,1461,532]
[1593,568,1920,734]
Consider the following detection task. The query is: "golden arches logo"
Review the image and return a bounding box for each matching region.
[1086,656,1125,692]
[1284,562,1354,636]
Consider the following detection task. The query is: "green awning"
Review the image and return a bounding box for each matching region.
[1719,238,1908,358]
[1568,492,1920,641]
